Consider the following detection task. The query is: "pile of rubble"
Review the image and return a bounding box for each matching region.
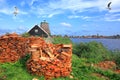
[115,70,120,74]
[0,33,28,63]
[0,33,72,79]
[95,61,116,70]
[27,38,72,79]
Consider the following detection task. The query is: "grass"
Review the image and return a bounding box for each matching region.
[0,54,44,80]
[52,36,72,44]
[0,36,120,80]
[1,54,120,80]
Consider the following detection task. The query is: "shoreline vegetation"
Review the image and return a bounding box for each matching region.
[52,34,120,39]
[0,35,120,80]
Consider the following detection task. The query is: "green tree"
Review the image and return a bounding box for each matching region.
[21,32,30,37]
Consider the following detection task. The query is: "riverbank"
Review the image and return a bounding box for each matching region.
[71,38,120,51]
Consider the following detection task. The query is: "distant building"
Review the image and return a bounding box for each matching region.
[28,20,51,37]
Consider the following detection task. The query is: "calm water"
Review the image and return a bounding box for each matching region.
[71,38,120,51]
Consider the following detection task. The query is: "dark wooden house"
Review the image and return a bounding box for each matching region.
[28,20,51,37]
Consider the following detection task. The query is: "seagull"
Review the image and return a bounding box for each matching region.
[13,7,18,16]
[107,2,112,10]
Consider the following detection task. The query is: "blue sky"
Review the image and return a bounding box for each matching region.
[0,0,120,36]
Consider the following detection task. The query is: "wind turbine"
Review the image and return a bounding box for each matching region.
[13,6,18,16]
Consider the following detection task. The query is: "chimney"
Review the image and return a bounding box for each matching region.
[40,20,51,35]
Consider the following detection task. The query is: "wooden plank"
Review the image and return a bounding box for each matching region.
[62,44,72,48]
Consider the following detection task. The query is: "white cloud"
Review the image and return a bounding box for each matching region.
[81,16,92,20]
[30,0,102,18]
[60,22,72,27]
[0,7,28,16]
[19,10,28,15]
[104,13,120,22]
[0,0,28,16]
[105,17,120,22]
[48,0,108,12]
[1,0,120,19]
[48,11,63,18]
[0,8,13,15]
[27,0,39,6]
[18,26,27,31]
[109,9,120,13]
[13,0,120,18]
[68,15,91,20]
[68,15,81,19]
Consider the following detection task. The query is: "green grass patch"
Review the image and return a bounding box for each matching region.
[93,67,120,80]
[0,53,120,80]
[52,36,72,44]
[0,54,44,80]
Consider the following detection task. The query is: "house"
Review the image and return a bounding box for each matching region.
[28,20,51,37]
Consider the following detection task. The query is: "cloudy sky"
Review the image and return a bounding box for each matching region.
[0,0,120,36]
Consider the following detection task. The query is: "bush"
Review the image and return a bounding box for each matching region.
[21,32,30,37]
[111,51,120,69]
[73,41,111,63]
[52,36,72,44]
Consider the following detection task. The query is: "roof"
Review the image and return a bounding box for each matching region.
[28,25,50,37]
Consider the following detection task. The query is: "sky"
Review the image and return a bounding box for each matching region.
[0,0,120,36]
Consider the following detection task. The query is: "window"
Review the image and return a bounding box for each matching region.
[35,29,38,33]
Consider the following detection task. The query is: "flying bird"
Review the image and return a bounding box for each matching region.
[13,7,18,16]
[107,2,112,10]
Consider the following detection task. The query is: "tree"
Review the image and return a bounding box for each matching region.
[21,32,30,37]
